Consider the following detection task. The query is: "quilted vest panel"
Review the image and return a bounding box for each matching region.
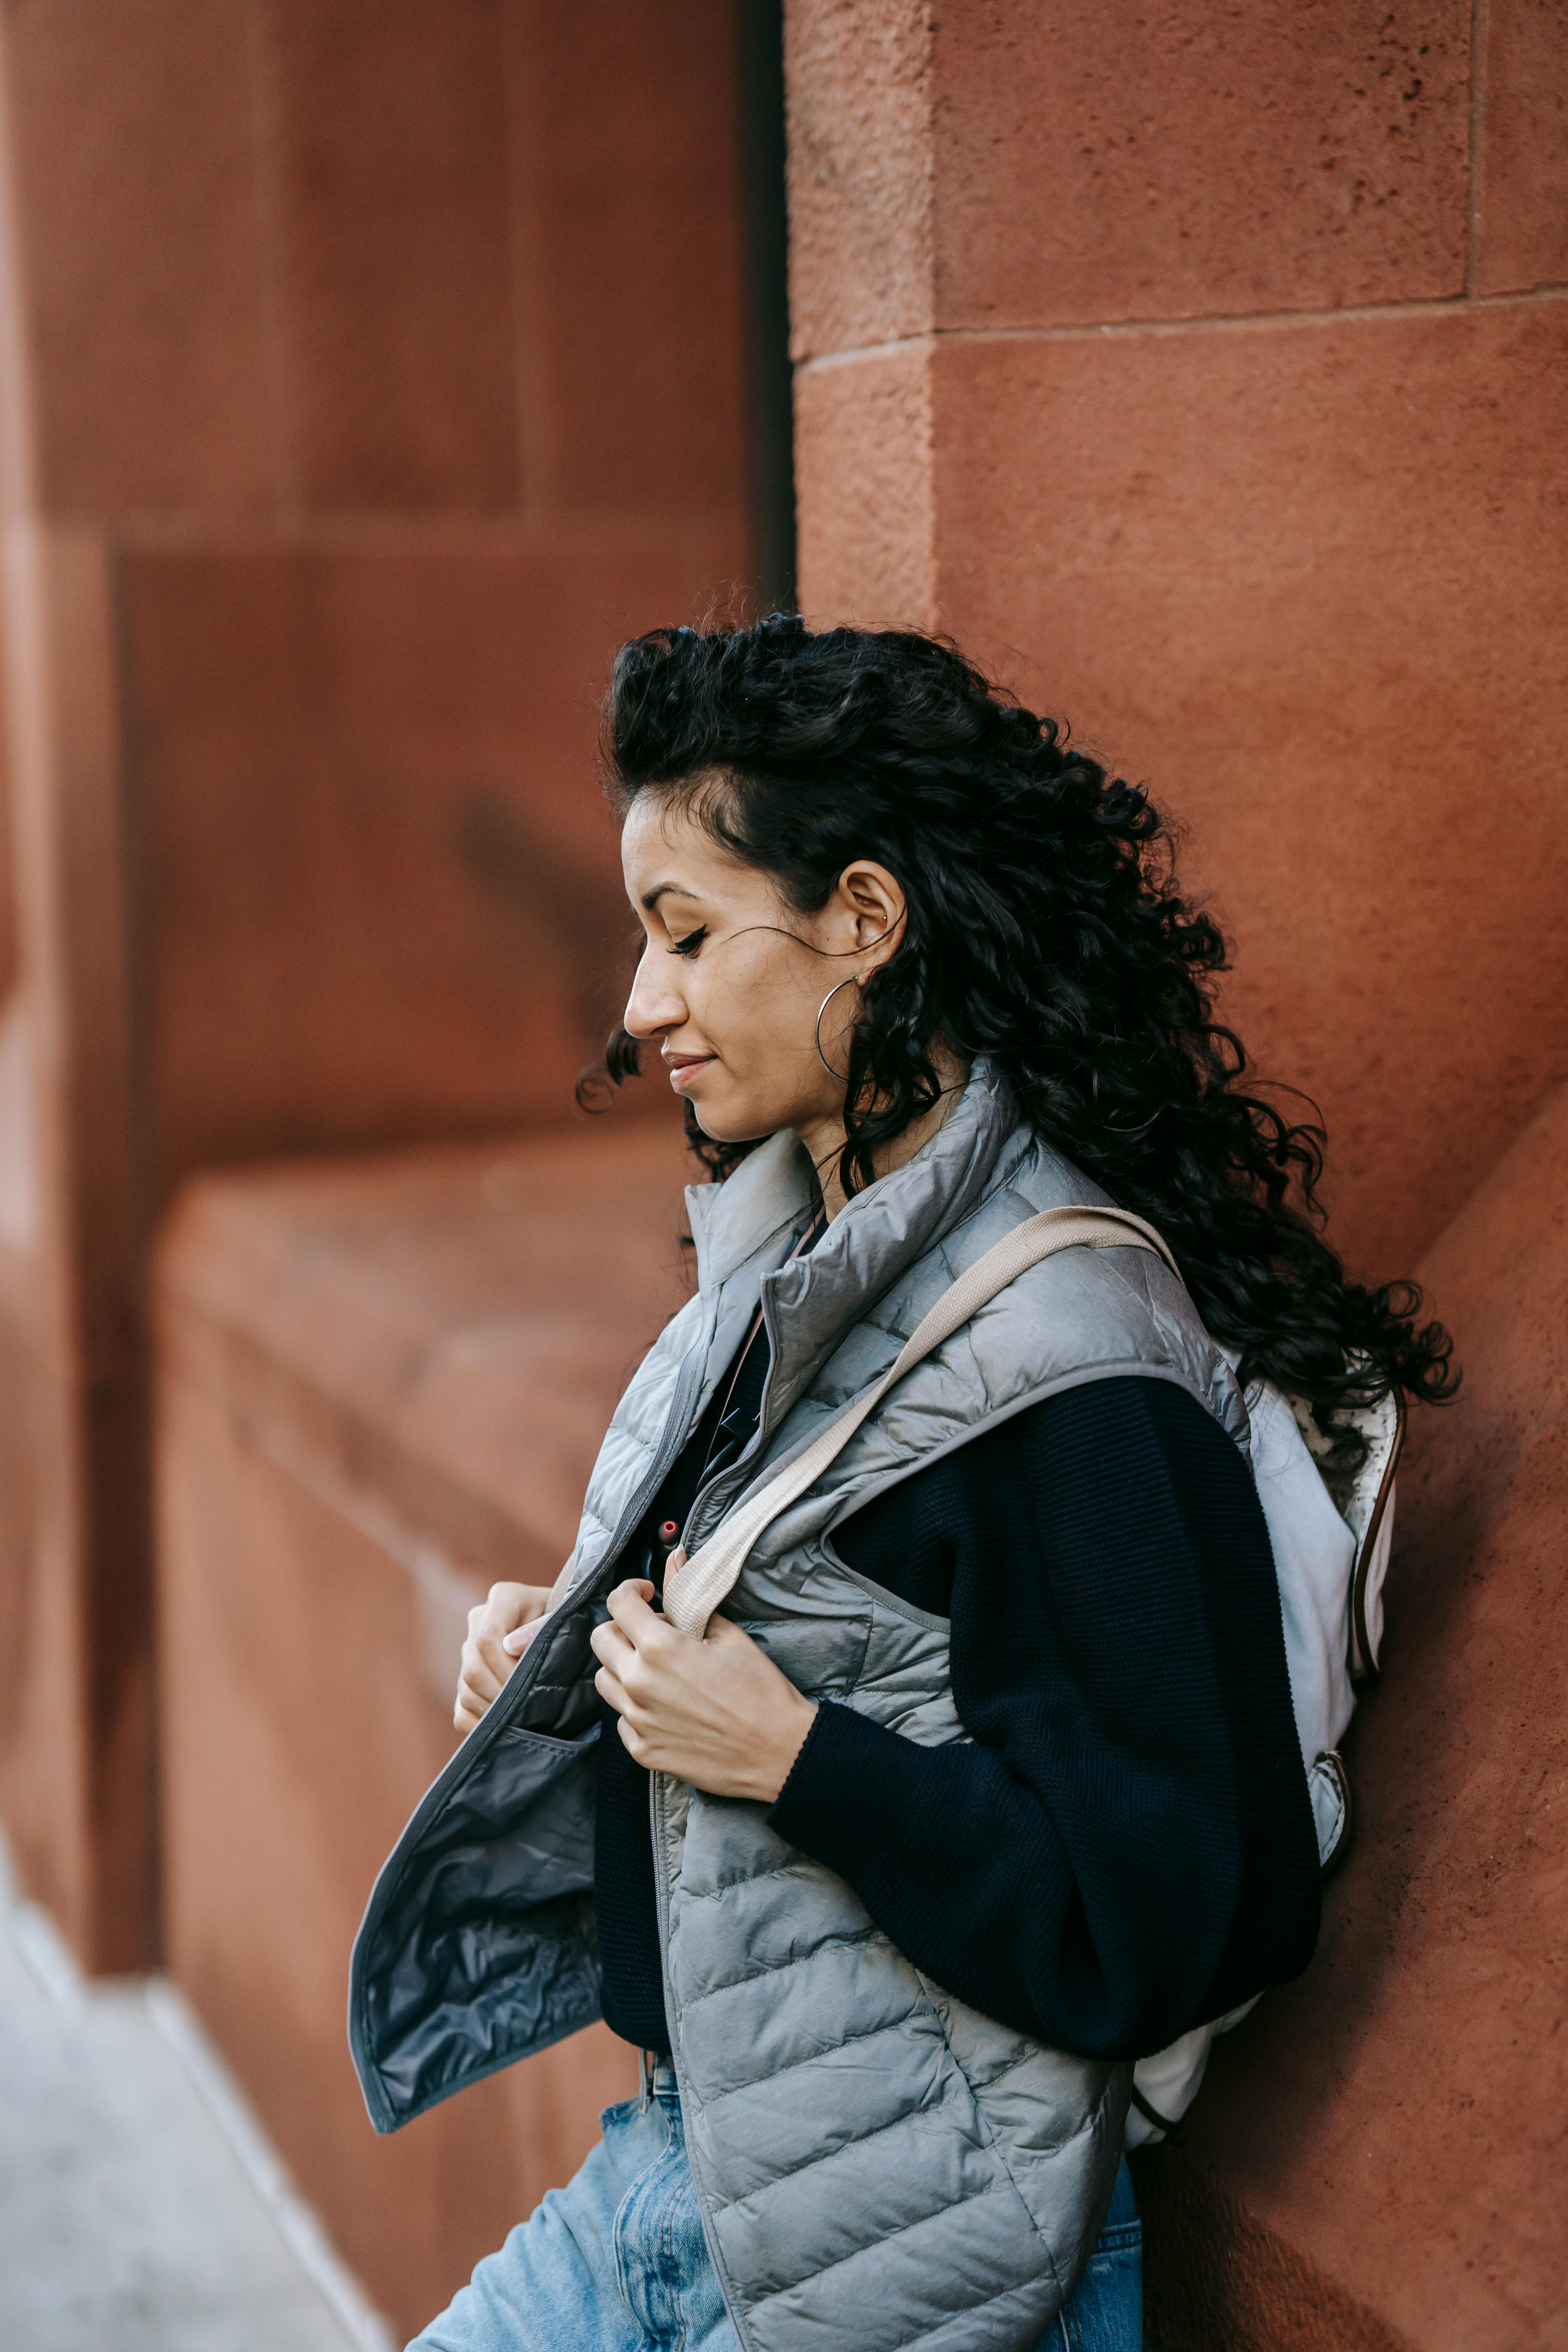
[349,1062,1250,2352]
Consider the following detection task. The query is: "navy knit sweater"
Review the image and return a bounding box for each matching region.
[593,1288,1321,2062]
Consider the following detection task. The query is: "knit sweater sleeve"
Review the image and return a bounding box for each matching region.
[765,1375,1323,2062]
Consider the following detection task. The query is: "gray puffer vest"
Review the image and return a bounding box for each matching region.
[349,1061,1251,2352]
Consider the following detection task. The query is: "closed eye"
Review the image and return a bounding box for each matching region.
[669,927,708,958]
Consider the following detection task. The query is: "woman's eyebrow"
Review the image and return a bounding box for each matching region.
[642,880,701,912]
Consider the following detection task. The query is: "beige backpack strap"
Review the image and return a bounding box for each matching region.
[663,1203,1179,1638]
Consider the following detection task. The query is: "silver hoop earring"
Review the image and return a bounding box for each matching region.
[815,976,860,1079]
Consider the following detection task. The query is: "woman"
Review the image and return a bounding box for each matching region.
[350,619,1454,2352]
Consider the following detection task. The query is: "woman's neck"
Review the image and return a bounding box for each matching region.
[795,1048,971,1221]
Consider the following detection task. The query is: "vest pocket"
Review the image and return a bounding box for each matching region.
[730,1608,873,1699]
[472,1717,602,1899]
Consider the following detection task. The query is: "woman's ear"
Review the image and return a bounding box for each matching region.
[837,860,906,967]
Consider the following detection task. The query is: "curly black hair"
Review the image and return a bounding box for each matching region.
[583,615,1455,1460]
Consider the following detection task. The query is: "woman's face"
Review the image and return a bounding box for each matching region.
[620,787,904,1149]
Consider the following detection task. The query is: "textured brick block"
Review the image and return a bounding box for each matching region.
[795,345,935,627]
[933,0,1472,327]
[505,0,748,517]
[3,0,272,514]
[786,0,1472,359]
[255,0,519,508]
[1477,0,1568,292]
[1141,1080,1568,2352]
[0,1283,56,1924]
[0,530,154,1970]
[121,527,738,1182]
[0,688,17,998]
[785,0,935,359]
[159,1124,692,1577]
[927,301,1568,1275]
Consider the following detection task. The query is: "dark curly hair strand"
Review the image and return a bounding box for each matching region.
[581,615,1456,1465]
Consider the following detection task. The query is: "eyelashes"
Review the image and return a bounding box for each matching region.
[669,927,708,958]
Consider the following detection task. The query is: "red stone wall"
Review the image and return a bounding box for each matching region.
[789,0,1568,1283]
[0,2,750,1966]
[7,0,747,1183]
[1137,1078,1568,2351]
[786,5,1566,2343]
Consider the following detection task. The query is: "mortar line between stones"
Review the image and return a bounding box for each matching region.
[796,281,1568,374]
[98,507,740,557]
[1467,0,1491,298]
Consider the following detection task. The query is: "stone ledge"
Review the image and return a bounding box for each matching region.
[157,1117,693,1592]
[153,1117,691,2331]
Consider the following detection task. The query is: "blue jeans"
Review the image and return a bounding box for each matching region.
[410,2065,1142,2351]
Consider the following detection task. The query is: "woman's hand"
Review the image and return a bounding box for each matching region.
[589,1581,816,1803]
[454,1581,553,1734]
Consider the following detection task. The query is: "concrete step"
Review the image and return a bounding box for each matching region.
[0,1840,394,2352]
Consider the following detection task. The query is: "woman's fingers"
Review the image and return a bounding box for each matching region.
[699,1612,750,1654]
[470,1586,541,1682]
[454,1654,501,1734]
[591,1590,671,1730]
[459,1648,505,1706]
[616,1711,653,1764]
[589,1616,639,1686]
[513,1575,809,1797]
[460,1579,659,1738]
[597,1602,816,1800]
[594,1662,634,1719]
[499,1584,554,1657]
[590,1583,662,1716]
[604,1580,660,1640]
[454,1670,491,1734]
[452,1581,550,1733]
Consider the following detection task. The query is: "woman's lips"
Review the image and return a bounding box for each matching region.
[664,1056,715,1094]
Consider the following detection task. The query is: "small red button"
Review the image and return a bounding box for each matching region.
[659,1520,678,1543]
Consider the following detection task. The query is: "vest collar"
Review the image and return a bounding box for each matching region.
[685,1127,813,1299]
[684,1059,1028,1418]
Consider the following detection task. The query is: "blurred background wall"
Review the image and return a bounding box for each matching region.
[0,1,1562,2344]
[0,0,775,1961]
[0,0,783,2319]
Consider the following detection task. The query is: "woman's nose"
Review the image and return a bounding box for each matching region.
[623,950,686,1042]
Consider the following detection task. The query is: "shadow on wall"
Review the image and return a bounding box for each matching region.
[454,790,635,1050]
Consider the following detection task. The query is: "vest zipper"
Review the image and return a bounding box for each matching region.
[370,1314,716,1834]
[681,1276,791,1553]
[350,1303,723,2132]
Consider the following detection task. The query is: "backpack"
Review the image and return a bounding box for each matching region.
[1125,1370,1402,2144]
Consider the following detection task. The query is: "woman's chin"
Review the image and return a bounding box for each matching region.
[686,1095,782,1147]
